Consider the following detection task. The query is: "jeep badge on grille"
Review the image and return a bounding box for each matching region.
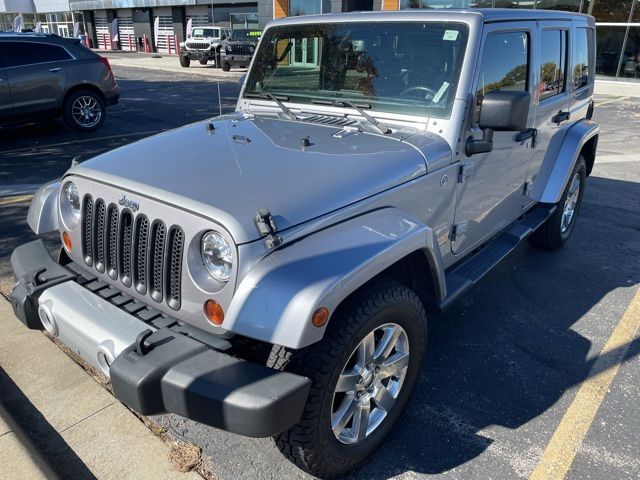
[118,195,140,212]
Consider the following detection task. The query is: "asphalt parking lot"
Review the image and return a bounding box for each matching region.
[0,62,638,480]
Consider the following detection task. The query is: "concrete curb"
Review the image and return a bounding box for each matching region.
[0,295,202,480]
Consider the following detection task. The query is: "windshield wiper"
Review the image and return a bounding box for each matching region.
[311,99,391,134]
[245,92,297,121]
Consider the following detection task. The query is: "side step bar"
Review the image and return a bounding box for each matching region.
[437,204,556,313]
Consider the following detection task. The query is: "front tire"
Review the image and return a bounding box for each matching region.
[62,90,105,132]
[529,156,586,249]
[179,55,190,67]
[270,278,427,478]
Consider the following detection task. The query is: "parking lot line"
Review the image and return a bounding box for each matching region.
[529,287,640,480]
[594,96,630,107]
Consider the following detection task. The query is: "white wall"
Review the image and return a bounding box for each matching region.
[32,0,70,13]
[0,0,36,13]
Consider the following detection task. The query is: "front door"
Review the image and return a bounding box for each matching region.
[5,41,69,117]
[525,21,572,206]
[452,24,536,255]
[291,38,318,67]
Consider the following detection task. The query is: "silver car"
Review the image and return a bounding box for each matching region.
[11,9,598,478]
[0,32,119,131]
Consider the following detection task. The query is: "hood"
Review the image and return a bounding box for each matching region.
[70,114,436,244]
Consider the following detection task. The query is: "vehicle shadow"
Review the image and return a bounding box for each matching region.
[347,174,640,479]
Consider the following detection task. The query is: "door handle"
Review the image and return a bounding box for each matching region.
[49,67,61,73]
[552,110,570,125]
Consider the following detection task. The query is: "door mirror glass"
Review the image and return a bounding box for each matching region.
[479,91,530,132]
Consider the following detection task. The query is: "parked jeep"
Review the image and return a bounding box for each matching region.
[219,28,261,71]
[11,9,598,478]
[179,26,228,67]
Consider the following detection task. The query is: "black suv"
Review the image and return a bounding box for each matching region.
[220,29,262,71]
[0,33,119,131]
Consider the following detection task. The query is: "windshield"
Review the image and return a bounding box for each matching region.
[232,29,262,41]
[192,28,218,38]
[245,22,468,118]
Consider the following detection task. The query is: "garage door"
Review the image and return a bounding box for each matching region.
[155,15,175,54]
[95,14,112,50]
[118,13,135,51]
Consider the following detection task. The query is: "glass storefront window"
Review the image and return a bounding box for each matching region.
[620,27,640,79]
[591,0,634,23]
[290,0,323,15]
[596,26,626,76]
[535,0,581,11]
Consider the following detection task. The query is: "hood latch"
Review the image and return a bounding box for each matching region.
[254,208,282,249]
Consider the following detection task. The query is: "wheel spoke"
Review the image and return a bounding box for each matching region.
[378,351,409,379]
[357,331,375,366]
[352,401,370,443]
[335,370,360,393]
[374,325,402,363]
[332,397,358,436]
[373,385,395,412]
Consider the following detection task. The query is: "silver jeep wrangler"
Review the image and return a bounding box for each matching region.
[11,9,598,478]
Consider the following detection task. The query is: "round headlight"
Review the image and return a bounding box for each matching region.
[62,181,81,223]
[201,231,233,282]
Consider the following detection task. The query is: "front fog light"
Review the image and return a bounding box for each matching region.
[201,231,232,282]
[61,181,81,226]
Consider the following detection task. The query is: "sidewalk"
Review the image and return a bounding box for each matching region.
[0,295,202,480]
[103,51,246,79]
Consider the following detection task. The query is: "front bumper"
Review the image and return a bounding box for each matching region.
[221,53,252,66]
[10,240,311,437]
[183,50,216,60]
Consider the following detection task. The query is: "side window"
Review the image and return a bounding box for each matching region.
[475,31,529,122]
[6,42,72,68]
[540,29,567,101]
[573,27,593,89]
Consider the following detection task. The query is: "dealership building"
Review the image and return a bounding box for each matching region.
[1,0,638,81]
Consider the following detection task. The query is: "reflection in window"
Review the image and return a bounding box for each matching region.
[621,27,640,79]
[591,0,634,23]
[534,0,580,12]
[573,27,593,88]
[539,29,567,100]
[596,26,627,77]
[289,0,330,15]
[475,31,528,120]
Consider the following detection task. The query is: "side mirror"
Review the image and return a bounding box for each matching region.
[479,90,530,131]
[466,90,531,156]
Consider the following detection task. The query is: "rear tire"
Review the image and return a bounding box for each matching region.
[199,59,208,65]
[529,156,586,250]
[222,62,231,72]
[62,89,105,132]
[270,278,427,478]
[179,55,190,67]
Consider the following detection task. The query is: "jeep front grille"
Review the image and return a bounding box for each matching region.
[186,42,211,50]
[81,195,184,310]
[229,44,251,55]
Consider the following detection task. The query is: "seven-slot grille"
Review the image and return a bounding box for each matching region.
[228,44,252,55]
[186,41,212,50]
[81,195,184,310]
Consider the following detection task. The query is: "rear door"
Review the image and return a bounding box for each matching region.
[0,45,14,120]
[5,41,70,117]
[524,21,572,205]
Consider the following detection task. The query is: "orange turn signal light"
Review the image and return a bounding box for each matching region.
[312,307,329,328]
[204,300,224,326]
[62,231,72,251]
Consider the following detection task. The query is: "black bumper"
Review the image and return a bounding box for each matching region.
[183,51,216,60]
[10,240,311,438]
[221,53,252,66]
